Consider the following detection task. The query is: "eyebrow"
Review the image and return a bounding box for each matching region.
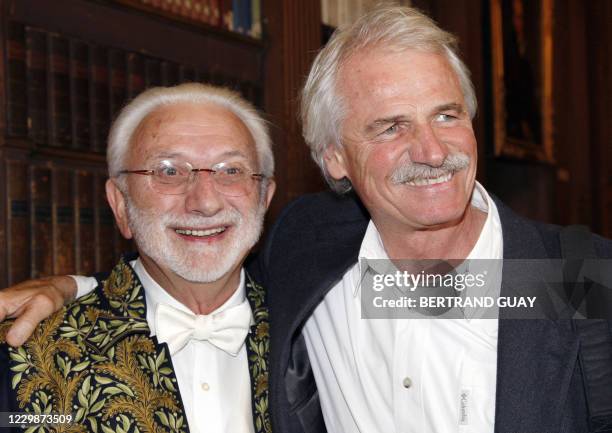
[365,115,410,133]
[151,150,249,161]
[216,150,249,159]
[435,102,465,113]
[152,152,183,160]
[365,102,467,132]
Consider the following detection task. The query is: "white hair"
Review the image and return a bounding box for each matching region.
[301,5,477,193]
[107,82,274,188]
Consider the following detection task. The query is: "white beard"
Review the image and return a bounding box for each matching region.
[125,198,265,283]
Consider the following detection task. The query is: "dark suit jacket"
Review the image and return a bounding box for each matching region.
[254,191,612,433]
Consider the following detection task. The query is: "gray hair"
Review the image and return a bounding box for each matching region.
[301,5,477,193]
[107,82,274,190]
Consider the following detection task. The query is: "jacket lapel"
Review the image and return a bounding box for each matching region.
[245,273,272,433]
[494,198,579,433]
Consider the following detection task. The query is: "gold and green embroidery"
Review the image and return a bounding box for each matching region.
[1,259,272,433]
[1,258,188,433]
[246,274,271,433]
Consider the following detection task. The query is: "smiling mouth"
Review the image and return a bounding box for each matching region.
[174,227,227,237]
[404,172,453,186]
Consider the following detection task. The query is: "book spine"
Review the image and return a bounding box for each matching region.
[179,64,197,83]
[6,161,31,284]
[69,40,91,150]
[47,34,72,147]
[210,0,221,26]
[198,0,210,24]
[25,27,49,145]
[76,172,96,274]
[127,52,145,99]
[221,0,233,31]
[6,22,28,137]
[161,61,180,86]
[108,49,127,119]
[89,45,110,152]
[53,168,76,274]
[31,166,53,277]
[232,0,242,33]
[179,0,192,18]
[244,0,252,36]
[170,0,181,14]
[250,0,261,39]
[145,57,162,88]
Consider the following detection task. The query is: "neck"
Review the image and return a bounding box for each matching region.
[376,204,487,260]
[138,254,243,315]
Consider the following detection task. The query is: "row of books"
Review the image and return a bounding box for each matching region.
[4,159,131,284]
[134,0,262,38]
[5,21,260,153]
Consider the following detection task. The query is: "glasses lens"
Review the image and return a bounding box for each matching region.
[151,160,192,194]
[211,162,253,197]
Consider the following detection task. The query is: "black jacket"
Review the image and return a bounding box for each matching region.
[254,191,612,433]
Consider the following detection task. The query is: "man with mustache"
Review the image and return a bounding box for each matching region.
[2,5,612,433]
[0,83,275,433]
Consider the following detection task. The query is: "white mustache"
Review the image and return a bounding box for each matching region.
[390,153,470,184]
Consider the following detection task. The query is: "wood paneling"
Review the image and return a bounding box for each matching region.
[263,0,326,221]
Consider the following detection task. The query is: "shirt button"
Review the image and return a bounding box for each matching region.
[201,382,210,391]
[402,377,412,389]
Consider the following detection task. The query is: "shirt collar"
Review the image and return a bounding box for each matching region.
[355,181,504,296]
[130,258,248,336]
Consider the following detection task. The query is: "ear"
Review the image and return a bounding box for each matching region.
[106,179,133,239]
[263,178,276,210]
[323,145,349,180]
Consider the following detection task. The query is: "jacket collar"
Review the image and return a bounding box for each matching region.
[245,272,272,433]
[99,256,272,433]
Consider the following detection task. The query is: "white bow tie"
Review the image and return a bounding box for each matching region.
[155,300,253,356]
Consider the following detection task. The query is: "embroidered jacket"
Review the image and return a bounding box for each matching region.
[0,257,271,433]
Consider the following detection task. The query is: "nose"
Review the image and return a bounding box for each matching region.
[407,123,449,167]
[183,172,224,217]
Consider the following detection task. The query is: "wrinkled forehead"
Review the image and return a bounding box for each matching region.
[129,102,257,164]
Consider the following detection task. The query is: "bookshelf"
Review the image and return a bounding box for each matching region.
[0,0,265,285]
[115,0,263,39]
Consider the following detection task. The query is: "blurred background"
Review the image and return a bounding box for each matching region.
[0,0,609,286]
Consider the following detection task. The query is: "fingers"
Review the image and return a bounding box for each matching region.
[5,293,63,347]
[0,275,78,346]
[0,281,36,320]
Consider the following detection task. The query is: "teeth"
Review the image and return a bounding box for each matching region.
[175,227,226,237]
[406,173,452,186]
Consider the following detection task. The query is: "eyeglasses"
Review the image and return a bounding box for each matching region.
[117,160,265,196]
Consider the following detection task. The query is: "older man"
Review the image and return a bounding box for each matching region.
[0,83,275,433]
[2,5,612,433]
[261,6,612,433]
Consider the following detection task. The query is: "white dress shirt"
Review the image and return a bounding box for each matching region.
[302,182,504,433]
[72,260,255,433]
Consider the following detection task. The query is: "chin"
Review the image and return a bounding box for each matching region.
[167,242,242,283]
[408,202,469,229]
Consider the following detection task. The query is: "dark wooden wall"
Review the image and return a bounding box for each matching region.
[412,0,612,236]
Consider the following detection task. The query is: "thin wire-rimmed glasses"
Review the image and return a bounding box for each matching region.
[117,160,265,197]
